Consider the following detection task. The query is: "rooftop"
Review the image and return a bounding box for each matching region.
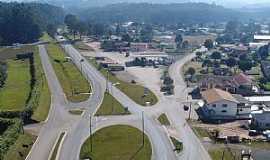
[254,35,270,40]
[202,88,238,104]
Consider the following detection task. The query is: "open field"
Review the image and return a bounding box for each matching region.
[158,113,170,126]
[208,147,241,160]
[80,125,152,160]
[95,92,130,116]
[46,42,91,102]
[0,59,31,111]
[89,59,158,106]
[3,133,37,160]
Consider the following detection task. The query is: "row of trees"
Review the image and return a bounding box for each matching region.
[0,62,6,88]
[0,2,64,45]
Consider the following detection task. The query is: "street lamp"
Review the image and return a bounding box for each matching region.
[80,59,85,73]
[111,82,120,114]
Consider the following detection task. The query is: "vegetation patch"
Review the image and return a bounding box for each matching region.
[209,147,240,160]
[69,109,84,115]
[157,113,170,126]
[89,59,158,106]
[46,42,91,102]
[191,126,210,138]
[4,133,37,160]
[80,125,152,160]
[0,59,31,111]
[170,137,183,153]
[95,92,130,116]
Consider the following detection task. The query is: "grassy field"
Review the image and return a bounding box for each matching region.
[0,59,31,111]
[170,137,183,153]
[31,47,51,122]
[95,92,130,116]
[3,133,37,160]
[209,147,240,160]
[157,113,170,126]
[73,41,94,51]
[46,42,91,102]
[89,59,158,106]
[191,126,210,138]
[50,132,65,160]
[80,125,152,160]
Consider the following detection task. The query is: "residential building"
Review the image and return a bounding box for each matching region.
[130,43,149,52]
[250,110,270,130]
[261,61,270,79]
[200,88,251,119]
[254,35,270,43]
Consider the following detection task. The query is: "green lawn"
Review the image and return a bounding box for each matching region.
[40,32,53,42]
[89,59,158,106]
[0,46,51,121]
[3,133,37,160]
[209,147,240,160]
[50,132,65,160]
[0,59,31,111]
[73,41,94,51]
[80,125,152,160]
[31,47,51,122]
[157,113,170,126]
[192,127,210,138]
[170,137,183,153]
[46,42,91,102]
[95,92,130,116]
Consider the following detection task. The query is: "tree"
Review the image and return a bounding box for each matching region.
[122,34,132,42]
[182,40,189,49]
[226,57,237,68]
[175,34,183,44]
[140,25,153,42]
[257,45,269,60]
[239,60,252,72]
[64,14,79,39]
[77,21,88,39]
[46,24,57,38]
[211,51,221,60]
[204,39,214,49]
[186,67,196,76]
[0,4,42,45]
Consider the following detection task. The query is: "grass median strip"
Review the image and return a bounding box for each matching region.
[89,59,158,106]
[95,92,130,116]
[158,113,170,126]
[80,125,152,160]
[46,42,91,102]
[50,132,65,160]
[170,137,183,153]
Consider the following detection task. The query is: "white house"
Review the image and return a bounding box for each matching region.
[250,110,270,130]
[201,88,251,118]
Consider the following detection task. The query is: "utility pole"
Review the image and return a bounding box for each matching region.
[188,102,192,120]
[89,115,93,152]
[142,111,145,147]
[106,70,109,92]
[111,84,114,114]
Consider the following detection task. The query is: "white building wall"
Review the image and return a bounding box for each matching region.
[206,100,238,117]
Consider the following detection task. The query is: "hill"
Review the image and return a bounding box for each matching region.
[79,3,242,24]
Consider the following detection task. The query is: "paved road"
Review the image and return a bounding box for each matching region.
[27,42,210,160]
[59,43,177,160]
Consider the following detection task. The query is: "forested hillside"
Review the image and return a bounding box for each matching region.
[79,3,242,24]
[0,2,64,45]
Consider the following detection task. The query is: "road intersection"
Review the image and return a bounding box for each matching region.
[26,41,211,160]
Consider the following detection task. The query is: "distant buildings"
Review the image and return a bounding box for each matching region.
[254,35,270,43]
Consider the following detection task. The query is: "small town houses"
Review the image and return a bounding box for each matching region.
[198,88,251,121]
